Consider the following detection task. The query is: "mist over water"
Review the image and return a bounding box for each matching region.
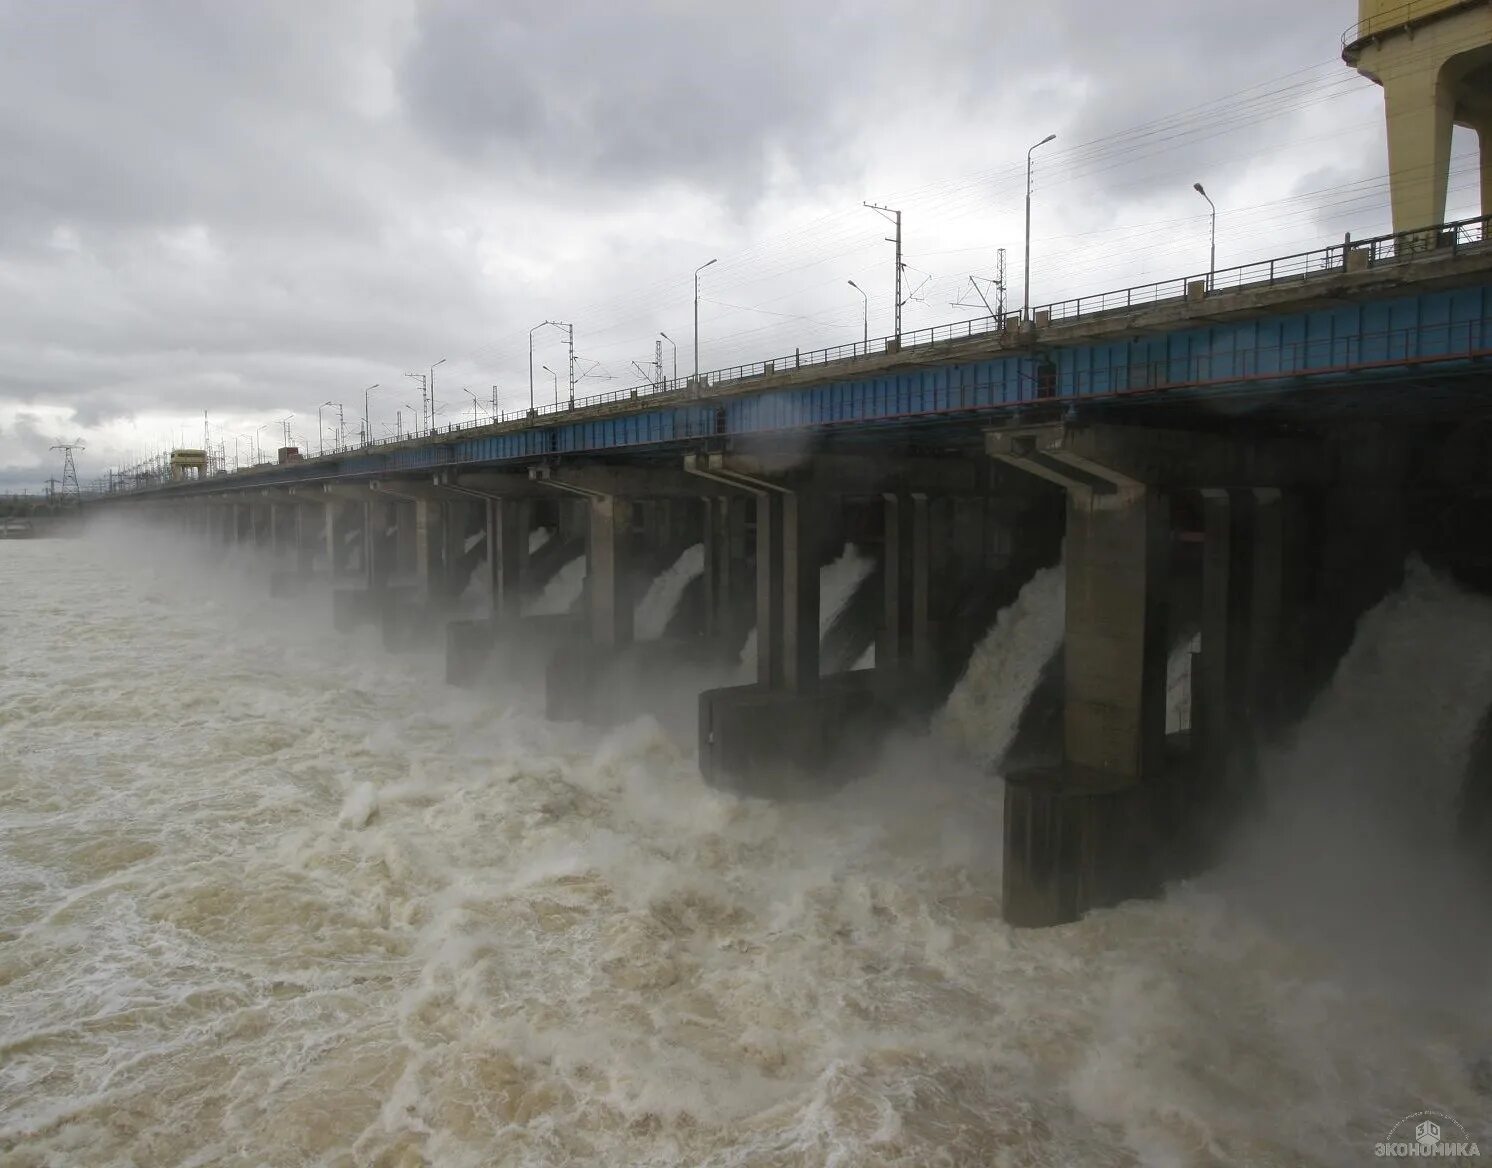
[2,529,1487,1167]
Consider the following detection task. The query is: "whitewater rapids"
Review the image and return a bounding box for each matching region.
[1,531,1487,1167]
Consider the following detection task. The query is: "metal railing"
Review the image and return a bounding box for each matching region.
[104,212,1492,493]
[1037,213,1492,324]
[115,316,1492,498]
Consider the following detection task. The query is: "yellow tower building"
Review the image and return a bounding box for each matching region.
[1345,0,1492,234]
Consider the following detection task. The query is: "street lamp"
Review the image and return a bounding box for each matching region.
[847,279,868,349]
[659,331,677,384]
[318,400,334,456]
[402,404,419,440]
[1193,182,1217,290]
[542,364,559,407]
[429,357,446,431]
[463,386,481,426]
[528,322,550,411]
[362,384,378,447]
[1024,132,1057,323]
[254,423,268,464]
[694,258,716,382]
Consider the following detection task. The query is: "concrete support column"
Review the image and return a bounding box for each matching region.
[487,498,532,619]
[1197,489,1252,791]
[911,494,941,677]
[294,503,321,578]
[782,491,820,692]
[1064,484,1171,781]
[1476,118,1492,222]
[711,495,750,641]
[324,500,361,579]
[588,494,633,648]
[999,481,1171,930]
[702,497,724,637]
[272,504,296,563]
[1247,487,1304,735]
[752,488,821,690]
[389,501,413,578]
[880,491,926,675]
[754,491,784,687]
[443,499,478,603]
[991,429,1172,928]
[1381,64,1454,237]
[881,498,906,675]
[414,499,446,600]
[366,499,396,590]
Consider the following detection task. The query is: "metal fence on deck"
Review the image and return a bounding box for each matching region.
[105,213,1492,491]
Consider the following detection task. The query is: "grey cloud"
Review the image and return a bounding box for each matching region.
[0,0,398,246]
[0,0,1387,491]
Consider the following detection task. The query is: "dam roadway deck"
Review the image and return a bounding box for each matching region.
[97,216,1492,929]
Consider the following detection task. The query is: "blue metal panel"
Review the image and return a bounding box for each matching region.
[294,282,1492,479]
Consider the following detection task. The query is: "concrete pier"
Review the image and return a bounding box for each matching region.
[689,451,1011,794]
[531,463,720,724]
[101,218,1492,929]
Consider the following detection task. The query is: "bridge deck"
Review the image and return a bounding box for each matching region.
[108,217,1492,498]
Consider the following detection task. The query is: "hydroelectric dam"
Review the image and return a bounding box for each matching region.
[92,217,1492,928]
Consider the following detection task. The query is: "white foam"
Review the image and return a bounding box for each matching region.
[525,554,585,616]
[736,542,873,683]
[5,525,1486,1167]
[338,781,379,828]
[633,543,704,641]
[936,562,1065,767]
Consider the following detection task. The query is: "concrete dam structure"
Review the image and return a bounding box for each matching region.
[94,215,1492,929]
[1346,0,1492,233]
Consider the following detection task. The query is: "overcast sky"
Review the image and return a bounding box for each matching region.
[0,0,1480,492]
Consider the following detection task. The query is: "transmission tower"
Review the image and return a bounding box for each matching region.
[954,248,1009,323]
[49,439,84,505]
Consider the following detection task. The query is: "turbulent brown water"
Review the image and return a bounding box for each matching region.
[2,530,1488,1167]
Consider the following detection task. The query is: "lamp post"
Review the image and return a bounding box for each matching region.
[429,357,445,431]
[528,322,549,411]
[463,386,481,426]
[659,331,677,384]
[318,400,334,455]
[1193,182,1216,290]
[254,423,268,464]
[362,384,378,447]
[1024,132,1057,323]
[542,364,559,407]
[847,279,868,349]
[693,258,716,382]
